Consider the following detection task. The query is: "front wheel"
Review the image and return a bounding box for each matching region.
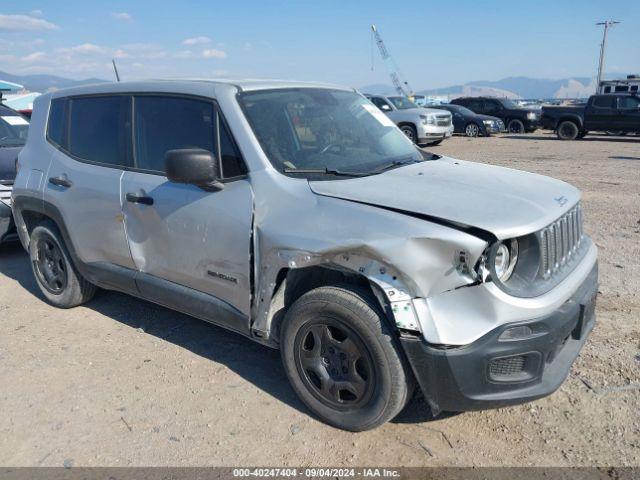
[507,119,525,134]
[399,124,417,144]
[465,123,480,137]
[280,284,413,431]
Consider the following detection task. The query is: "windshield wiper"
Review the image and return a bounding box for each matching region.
[367,158,421,174]
[283,167,370,177]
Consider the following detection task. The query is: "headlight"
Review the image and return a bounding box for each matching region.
[526,112,538,120]
[492,239,519,282]
[420,114,436,125]
[483,119,494,125]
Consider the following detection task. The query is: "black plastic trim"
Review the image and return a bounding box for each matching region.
[401,263,598,414]
[11,195,251,337]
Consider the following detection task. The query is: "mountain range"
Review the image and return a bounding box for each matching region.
[359,75,631,99]
[0,70,108,93]
[1,70,633,99]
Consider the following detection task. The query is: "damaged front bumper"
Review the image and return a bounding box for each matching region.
[400,263,598,414]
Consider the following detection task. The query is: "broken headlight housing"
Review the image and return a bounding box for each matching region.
[493,239,519,282]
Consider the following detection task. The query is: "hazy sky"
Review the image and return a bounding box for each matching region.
[1,0,638,89]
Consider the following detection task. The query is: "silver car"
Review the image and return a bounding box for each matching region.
[12,80,597,431]
[365,94,454,145]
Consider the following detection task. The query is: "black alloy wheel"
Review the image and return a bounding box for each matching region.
[33,236,68,294]
[294,319,375,409]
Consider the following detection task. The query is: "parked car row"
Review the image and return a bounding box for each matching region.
[11,79,597,431]
[0,103,29,245]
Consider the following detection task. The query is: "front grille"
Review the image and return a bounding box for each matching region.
[436,114,451,127]
[538,203,583,279]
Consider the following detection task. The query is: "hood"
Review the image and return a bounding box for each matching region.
[309,157,580,240]
[0,146,21,182]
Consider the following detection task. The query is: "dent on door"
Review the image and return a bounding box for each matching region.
[121,171,255,316]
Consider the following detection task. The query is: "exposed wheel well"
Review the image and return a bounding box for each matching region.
[267,265,388,343]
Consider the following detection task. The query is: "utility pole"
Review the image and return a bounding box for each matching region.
[596,20,619,90]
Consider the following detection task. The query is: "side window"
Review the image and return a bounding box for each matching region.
[467,99,483,112]
[134,96,215,173]
[218,114,246,178]
[370,97,392,111]
[592,96,616,108]
[618,96,640,110]
[47,98,69,148]
[604,86,612,93]
[483,100,499,113]
[69,96,131,167]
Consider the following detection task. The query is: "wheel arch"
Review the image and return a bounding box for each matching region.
[556,116,583,129]
[253,250,422,348]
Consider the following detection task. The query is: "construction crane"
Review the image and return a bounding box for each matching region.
[371,24,414,98]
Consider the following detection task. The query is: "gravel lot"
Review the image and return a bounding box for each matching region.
[0,131,638,467]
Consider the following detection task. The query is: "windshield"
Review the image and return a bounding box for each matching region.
[238,89,425,178]
[0,112,29,147]
[387,96,419,110]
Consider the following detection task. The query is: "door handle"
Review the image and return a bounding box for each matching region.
[49,175,72,188]
[126,192,154,206]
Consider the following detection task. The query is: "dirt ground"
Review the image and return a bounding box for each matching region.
[0,131,638,467]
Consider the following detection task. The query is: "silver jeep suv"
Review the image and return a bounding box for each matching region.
[13,80,597,431]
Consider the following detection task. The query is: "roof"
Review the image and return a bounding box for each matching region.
[157,78,352,92]
[46,78,354,99]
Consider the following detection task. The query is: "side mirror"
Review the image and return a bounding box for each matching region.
[165,148,224,191]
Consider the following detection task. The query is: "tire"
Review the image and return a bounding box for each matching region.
[465,123,480,137]
[557,121,579,140]
[29,220,96,308]
[507,119,525,134]
[399,124,417,144]
[280,284,413,431]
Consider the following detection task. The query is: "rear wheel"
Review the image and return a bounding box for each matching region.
[507,119,525,134]
[465,123,480,137]
[557,121,579,140]
[399,124,417,143]
[29,221,96,308]
[280,284,413,431]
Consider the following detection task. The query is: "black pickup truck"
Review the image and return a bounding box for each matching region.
[541,94,640,140]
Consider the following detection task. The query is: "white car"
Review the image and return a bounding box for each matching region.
[366,94,454,145]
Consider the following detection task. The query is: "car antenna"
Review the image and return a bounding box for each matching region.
[112,59,121,82]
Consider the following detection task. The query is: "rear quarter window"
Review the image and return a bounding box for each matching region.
[47,98,68,148]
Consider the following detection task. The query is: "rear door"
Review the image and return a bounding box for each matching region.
[43,95,136,274]
[120,95,253,317]
[585,96,617,131]
[616,96,640,131]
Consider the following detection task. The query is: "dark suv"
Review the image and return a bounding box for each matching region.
[451,97,541,134]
